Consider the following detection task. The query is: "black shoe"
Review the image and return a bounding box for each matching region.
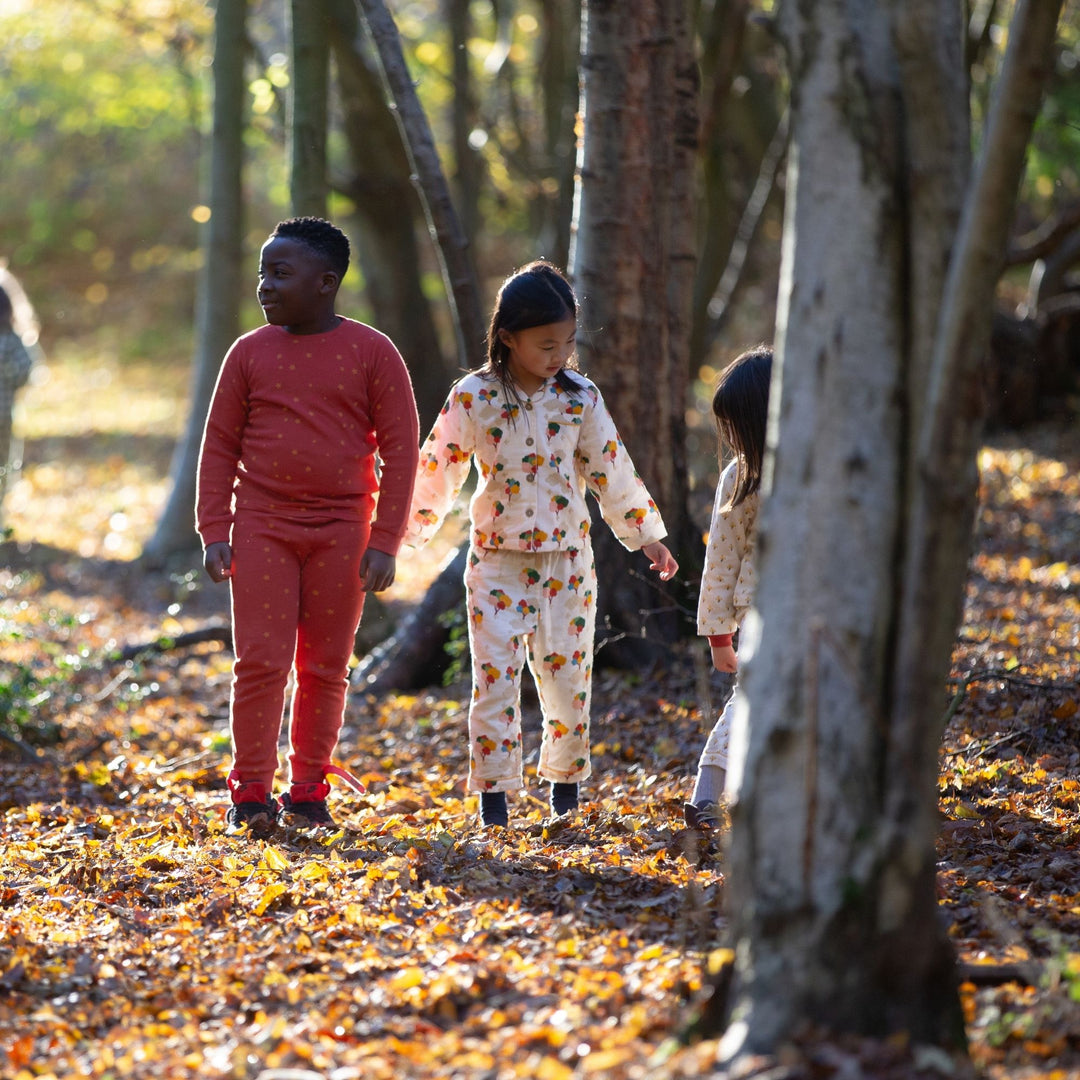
[479,791,509,828]
[550,781,579,816]
[278,781,336,828]
[226,794,279,836]
[683,801,721,829]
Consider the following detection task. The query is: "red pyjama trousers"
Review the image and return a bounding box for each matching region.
[228,506,372,789]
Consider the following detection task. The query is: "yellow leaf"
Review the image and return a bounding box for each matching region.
[535,1058,574,1080]
[260,846,289,872]
[297,862,329,882]
[582,1049,633,1073]
[707,948,735,975]
[390,967,425,991]
[254,882,287,915]
[637,943,665,961]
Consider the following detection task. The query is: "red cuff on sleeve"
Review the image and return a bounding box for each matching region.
[708,634,734,648]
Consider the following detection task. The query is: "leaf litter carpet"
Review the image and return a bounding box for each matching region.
[1,422,1078,1079]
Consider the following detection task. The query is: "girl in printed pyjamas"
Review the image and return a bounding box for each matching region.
[404,261,679,828]
[685,345,772,828]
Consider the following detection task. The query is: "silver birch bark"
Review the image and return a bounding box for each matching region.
[719,0,1065,1060]
[569,0,697,663]
[144,0,246,561]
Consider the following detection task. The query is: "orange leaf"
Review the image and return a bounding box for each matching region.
[253,882,287,916]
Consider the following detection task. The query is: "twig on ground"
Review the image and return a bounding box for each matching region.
[115,624,232,662]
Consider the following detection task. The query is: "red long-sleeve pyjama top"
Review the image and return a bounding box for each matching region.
[196,318,420,555]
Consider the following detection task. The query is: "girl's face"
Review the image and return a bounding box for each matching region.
[498,317,576,394]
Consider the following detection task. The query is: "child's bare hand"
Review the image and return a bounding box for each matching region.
[642,541,678,581]
[711,642,738,673]
[204,542,233,583]
[360,548,396,592]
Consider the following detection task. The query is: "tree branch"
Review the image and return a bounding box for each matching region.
[920,0,1065,470]
[1006,199,1080,265]
[353,0,487,367]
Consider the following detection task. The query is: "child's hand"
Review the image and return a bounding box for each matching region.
[642,541,678,581]
[711,642,738,673]
[360,547,396,592]
[204,542,233,583]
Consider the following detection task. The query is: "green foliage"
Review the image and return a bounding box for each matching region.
[970,1,1080,212]
[0,587,162,742]
[0,1,213,346]
[438,603,469,687]
[1,0,1077,379]
[0,602,80,743]
[0,0,286,358]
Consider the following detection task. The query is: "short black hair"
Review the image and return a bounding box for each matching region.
[270,217,350,279]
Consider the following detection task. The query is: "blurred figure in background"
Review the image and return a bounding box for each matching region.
[0,264,39,530]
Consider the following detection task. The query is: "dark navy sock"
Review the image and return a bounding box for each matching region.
[550,782,579,816]
[480,791,508,827]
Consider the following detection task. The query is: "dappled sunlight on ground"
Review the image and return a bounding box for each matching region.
[1,354,1079,1077]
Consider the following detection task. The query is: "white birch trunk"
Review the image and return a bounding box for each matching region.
[721,0,958,1054]
[719,0,1064,1060]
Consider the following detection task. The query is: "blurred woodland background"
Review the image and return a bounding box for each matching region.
[2,3,1080,1077]
[2,0,1076,569]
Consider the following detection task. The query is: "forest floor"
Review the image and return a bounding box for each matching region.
[1,356,1078,1079]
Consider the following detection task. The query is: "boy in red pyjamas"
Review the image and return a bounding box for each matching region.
[196,217,420,833]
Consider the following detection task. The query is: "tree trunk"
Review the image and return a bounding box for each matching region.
[692,9,784,367]
[326,0,454,431]
[352,545,468,694]
[569,0,698,665]
[353,0,488,371]
[143,0,246,563]
[718,0,1063,1064]
[535,0,581,270]
[289,0,330,217]
[444,0,482,247]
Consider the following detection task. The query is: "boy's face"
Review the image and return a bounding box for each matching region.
[257,236,339,335]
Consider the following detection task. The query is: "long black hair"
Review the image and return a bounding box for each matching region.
[713,345,773,508]
[483,260,582,412]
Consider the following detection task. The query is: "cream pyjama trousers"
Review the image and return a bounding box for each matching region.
[464,542,597,792]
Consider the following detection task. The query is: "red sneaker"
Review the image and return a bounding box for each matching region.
[278,780,335,828]
[225,773,279,836]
